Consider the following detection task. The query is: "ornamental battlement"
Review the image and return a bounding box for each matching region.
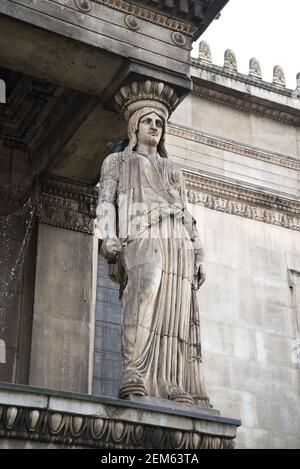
[192,40,300,99]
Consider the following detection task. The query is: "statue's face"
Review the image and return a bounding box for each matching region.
[137,112,163,148]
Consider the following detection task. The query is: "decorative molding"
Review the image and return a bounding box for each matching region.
[198,40,212,64]
[297,73,300,92]
[124,14,141,30]
[39,179,97,234]
[249,58,262,80]
[184,171,300,232]
[192,83,300,127]
[273,65,286,88]
[28,167,300,236]
[114,80,179,120]
[168,123,300,172]
[0,404,235,449]
[75,0,92,12]
[171,31,186,47]
[224,49,237,72]
[92,0,197,36]
[38,167,300,235]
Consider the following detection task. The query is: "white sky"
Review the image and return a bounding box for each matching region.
[191,0,300,90]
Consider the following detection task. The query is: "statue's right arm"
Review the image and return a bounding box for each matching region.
[95,153,122,261]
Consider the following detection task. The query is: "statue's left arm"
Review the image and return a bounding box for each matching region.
[95,153,122,263]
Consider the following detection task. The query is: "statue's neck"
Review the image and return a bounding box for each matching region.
[136,143,157,157]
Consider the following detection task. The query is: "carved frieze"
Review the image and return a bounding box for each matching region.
[39,179,97,234]
[0,404,235,449]
[36,168,300,235]
[92,0,197,36]
[184,172,300,232]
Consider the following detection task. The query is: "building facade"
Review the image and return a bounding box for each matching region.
[0,0,299,449]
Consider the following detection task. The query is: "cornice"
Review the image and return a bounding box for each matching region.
[184,171,300,232]
[92,0,197,36]
[192,60,298,98]
[168,123,300,172]
[192,84,300,127]
[0,403,235,449]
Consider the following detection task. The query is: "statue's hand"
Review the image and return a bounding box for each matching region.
[196,262,206,288]
[100,236,122,262]
[194,247,206,289]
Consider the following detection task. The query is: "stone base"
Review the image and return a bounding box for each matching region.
[0,383,240,449]
[125,394,221,417]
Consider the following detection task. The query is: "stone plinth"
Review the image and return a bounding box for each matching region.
[0,383,240,449]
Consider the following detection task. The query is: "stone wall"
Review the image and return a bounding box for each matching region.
[167,57,300,448]
[190,205,300,449]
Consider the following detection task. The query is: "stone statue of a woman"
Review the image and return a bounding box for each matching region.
[96,81,210,407]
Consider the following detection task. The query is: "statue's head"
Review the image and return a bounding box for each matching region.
[114,81,179,160]
[124,106,168,159]
[137,111,163,149]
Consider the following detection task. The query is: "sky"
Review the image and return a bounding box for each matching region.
[191,0,300,90]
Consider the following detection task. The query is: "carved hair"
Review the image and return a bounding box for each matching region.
[121,107,168,161]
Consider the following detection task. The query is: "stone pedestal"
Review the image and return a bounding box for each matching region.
[0,383,240,449]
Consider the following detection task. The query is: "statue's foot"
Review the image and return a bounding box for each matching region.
[168,387,195,405]
[119,370,148,399]
[193,395,213,409]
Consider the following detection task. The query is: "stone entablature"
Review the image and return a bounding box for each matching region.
[93,0,197,36]
[37,172,300,234]
[185,171,300,232]
[0,384,239,449]
[92,0,228,39]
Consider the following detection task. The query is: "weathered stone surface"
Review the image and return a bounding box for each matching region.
[29,224,95,393]
[186,206,300,449]
[0,384,240,449]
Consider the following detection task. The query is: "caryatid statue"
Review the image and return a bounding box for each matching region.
[96,81,210,407]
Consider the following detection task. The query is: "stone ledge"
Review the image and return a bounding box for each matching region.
[0,383,240,449]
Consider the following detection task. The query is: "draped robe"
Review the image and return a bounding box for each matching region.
[98,150,209,407]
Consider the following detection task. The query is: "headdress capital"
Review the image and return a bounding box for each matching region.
[114,80,178,121]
